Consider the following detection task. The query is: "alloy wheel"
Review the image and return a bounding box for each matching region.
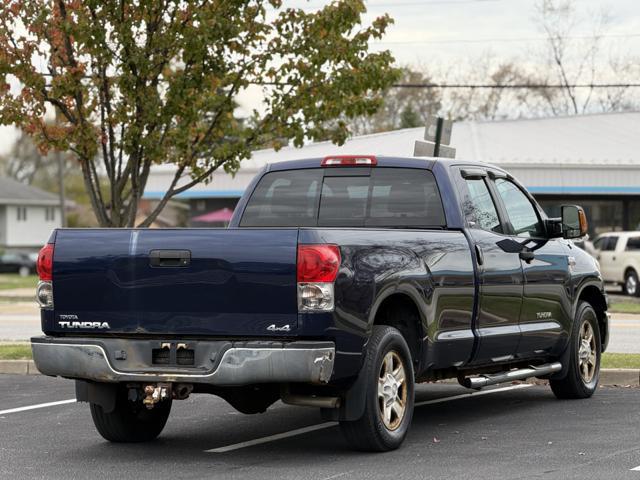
[377,351,407,431]
[577,320,597,383]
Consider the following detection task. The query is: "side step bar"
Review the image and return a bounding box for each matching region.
[459,362,562,390]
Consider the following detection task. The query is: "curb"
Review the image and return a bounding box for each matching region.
[599,368,640,387]
[0,360,40,375]
[0,361,637,386]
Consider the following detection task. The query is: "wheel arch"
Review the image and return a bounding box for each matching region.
[369,289,425,372]
[624,265,638,278]
[576,283,608,352]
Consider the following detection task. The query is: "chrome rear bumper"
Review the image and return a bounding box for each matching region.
[31,337,335,385]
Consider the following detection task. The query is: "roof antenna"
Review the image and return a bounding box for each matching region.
[414,116,456,159]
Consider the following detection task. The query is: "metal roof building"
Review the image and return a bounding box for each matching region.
[144,112,640,233]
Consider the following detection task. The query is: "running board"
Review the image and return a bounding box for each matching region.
[459,362,562,390]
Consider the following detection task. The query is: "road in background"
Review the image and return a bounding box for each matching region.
[2,299,640,353]
[0,302,40,341]
[1,375,640,479]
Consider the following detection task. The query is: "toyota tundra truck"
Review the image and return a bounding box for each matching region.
[31,155,609,451]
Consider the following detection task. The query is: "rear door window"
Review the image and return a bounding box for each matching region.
[240,167,446,228]
[626,237,640,251]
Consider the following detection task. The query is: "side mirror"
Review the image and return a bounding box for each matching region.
[561,205,588,239]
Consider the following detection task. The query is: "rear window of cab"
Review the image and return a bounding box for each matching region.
[239,167,446,228]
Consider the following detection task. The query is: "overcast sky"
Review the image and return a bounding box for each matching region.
[2,0,638,154]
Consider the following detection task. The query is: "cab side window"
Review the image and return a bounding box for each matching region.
[463,178,503,234]
[604,237,619,251]
[594,236,618,251]
[593,237,607,250]
[494,178,544,238]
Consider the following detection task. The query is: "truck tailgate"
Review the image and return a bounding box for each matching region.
[46,228,298,336]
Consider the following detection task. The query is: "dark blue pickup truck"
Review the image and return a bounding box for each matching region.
[31,155,608,451]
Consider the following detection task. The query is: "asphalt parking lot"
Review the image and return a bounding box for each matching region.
[1,375,640,479]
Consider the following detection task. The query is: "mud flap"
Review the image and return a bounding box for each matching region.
[320,366,368,422]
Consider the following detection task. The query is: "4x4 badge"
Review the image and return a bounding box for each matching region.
[267,324,291,332]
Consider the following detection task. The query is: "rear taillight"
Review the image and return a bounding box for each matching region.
[321,155,377,167]
[297,245,340,312]
[297,245,341,283]
[37,243,54,281]
[36,243,54,309]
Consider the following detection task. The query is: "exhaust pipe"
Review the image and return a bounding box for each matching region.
[173,383,193,400]
[460,362,562,390]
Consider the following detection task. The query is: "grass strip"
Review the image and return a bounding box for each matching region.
[0,344,32,360]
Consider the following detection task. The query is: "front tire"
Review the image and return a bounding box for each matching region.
[550,301,601,399]
[340,325,415,452]
[623,269,640,297]
[90,387,172,442]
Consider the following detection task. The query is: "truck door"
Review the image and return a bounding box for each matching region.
[490,175,571,356]
[455,167,524,364]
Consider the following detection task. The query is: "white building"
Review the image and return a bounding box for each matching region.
[0,177,61,252]
[144,112,640,234]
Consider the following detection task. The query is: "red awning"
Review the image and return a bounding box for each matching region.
[192,207,234,223]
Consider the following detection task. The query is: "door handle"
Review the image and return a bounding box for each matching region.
[149,250,191,267]
[519,250,535,263]
[475,245,484,266]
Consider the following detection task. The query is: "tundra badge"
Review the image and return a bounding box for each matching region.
[58,316,111,329]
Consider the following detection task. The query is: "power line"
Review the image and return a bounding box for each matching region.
[372,33,640,45]
[362,0,504,6]
[254,81,640,89]
[35,73,640,90]
[391,83,640,89]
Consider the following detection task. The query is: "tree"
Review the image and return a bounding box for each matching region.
[0,132,47,184]
[532,0,609,115]
[399,106,421,129]
[0,0,398,227]
[349,68,441,135]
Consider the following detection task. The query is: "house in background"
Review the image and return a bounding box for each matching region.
[0,177,61,252]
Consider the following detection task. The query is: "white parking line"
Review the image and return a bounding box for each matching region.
[0,399,76,416]
[415,383,533,407]
[631,466,640,471]
[205,422,338,453]
[205,383,533,453]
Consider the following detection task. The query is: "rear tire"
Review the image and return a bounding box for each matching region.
[550,301,601,399]
[340,325,414,452]
[623,269,640,297]
[90,388,172,442]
